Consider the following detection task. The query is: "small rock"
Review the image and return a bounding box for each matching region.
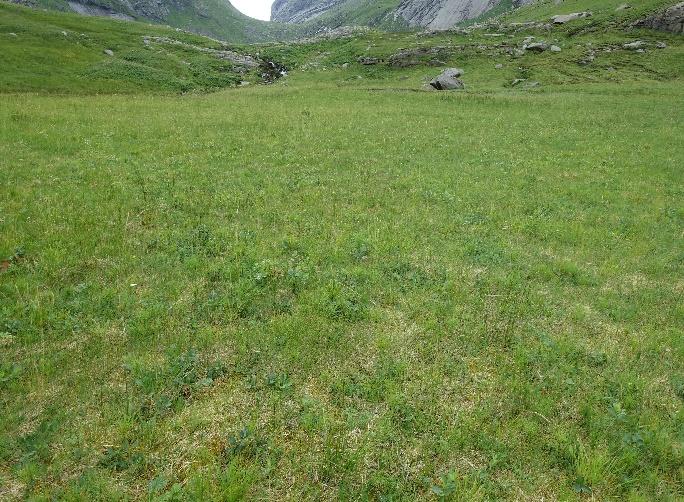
[623,41,646,50]
[523,36,535,45]
[9,32,17,37]
[104,49,114,56]
[616,4,631,11]
[656,41,667,49]
[357,56,380,65]
[551,12,592,24]
[341,62,349,68]
[579,50,596,65]
[429,68,465,90]
[524,42,549,52]
[239,81,250,86]
[511,78,526,86]
[550,45,562,52]
[495,64,503,69]
[61,31,68,36]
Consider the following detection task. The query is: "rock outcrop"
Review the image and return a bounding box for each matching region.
[271,0,347,23]
[272,0,535,29]
[550,12,592,25]
[429,68,465,90]
[633,2,684,34]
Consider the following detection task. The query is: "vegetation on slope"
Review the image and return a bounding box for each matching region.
[1,0,683,500]
[0,2,275,93]
[11,0,300,43]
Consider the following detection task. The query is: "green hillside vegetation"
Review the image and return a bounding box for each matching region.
[1,0,683,500]
[9,0,408,42]
[507,0,676,23]
[15,0,301,42]
[0,3,276,93]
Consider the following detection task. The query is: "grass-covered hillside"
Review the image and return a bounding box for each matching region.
[0,2,281,93]
[1,0,683,500]
[11,0,299,43]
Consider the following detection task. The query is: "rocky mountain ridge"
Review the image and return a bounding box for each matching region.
[272,0,535,29]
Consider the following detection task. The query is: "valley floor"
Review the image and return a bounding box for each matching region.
[1,79,683,499]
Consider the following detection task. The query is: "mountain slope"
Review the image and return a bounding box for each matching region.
[271,0,533,29]
[0,2,274,93]
[8,0,299,42]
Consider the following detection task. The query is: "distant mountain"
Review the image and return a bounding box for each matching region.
[271,0,535,29]
[9,0,298,42]
[9,0,533,43]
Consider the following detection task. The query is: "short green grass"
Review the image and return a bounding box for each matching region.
[1,1,683,500]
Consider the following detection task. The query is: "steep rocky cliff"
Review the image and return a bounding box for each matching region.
[272,0,534,28]
[271,0,349,23]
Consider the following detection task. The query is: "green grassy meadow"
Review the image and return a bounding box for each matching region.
[1,1,684,500]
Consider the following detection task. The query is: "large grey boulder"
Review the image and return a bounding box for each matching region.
[623,40,647,50]
[429,68,465,90]
[633,2,684,34]
[551,11,592,24]
[524,42,549,52]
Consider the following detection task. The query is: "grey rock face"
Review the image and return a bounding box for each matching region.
[273,0,532,29]
[396,0,499,29]
[68,1,135,21]
[429,68,464,90]
[623,40,647,50]
[633,2,684,34]
[523,42,548,52]
[551,11,592,24]
[271,0,347,23]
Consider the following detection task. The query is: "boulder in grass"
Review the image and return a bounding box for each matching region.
[551,12,592,24]
[429,68,465,90]
[357,56,380,65]
[104,49,114,56]
[524,42,549,52]
[623,41,647,50]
